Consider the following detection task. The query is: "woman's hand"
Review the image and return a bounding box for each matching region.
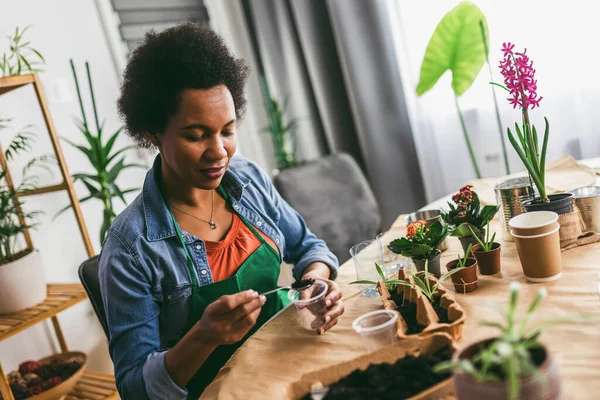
[194,290,266,345]
[301,263,345,335]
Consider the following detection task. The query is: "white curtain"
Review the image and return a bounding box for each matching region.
[387,0,600,202]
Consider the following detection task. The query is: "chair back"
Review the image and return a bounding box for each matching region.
[78,256,109,339]
[273,153,381,263]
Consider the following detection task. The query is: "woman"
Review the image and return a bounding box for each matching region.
[99,23,344,400]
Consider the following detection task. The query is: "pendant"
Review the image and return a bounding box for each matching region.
[209,222,217,230]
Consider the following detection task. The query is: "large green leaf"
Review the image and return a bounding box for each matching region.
[416,1,488,96]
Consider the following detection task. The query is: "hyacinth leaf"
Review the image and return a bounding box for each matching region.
[507,127,544,195]
[539,117,550,190]
[416,1,489,96]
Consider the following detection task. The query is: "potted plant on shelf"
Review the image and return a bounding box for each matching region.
[470,223,501,275]
[0,25,45,77]
[445,244,478,294]
[388,220,448,278]
[442,184,499,253]
[433,283,567,400]
[497,42,573,214]
[0,120,53,314]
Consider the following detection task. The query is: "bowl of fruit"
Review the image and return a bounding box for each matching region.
[4,352,86,400]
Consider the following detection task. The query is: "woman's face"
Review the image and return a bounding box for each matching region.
[156,85,237,190]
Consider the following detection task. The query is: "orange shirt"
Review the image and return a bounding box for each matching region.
[205,213,279,282]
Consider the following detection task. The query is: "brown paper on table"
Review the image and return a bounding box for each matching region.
[467,155,598,205]
[286,333,456,400]
[201,215,600,400]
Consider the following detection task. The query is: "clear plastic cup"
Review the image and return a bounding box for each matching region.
[349,239,385,297]
[288,280,328,330]
[352,309,399,351]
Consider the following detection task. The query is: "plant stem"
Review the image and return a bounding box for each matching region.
[70,59,88,128]
[479,20,510,175]
[85,62,102,137]
[455,96,482,179]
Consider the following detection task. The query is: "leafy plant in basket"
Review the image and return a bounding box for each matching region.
[433,282,599,400]
[0,25,45,77]
[496,42,552,204]
[350,259,465,303]
[0,118,53,264]
[442,185,499,238]
[57,60,145,244]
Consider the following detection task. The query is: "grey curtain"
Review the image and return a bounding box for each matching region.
[242,0,425,229]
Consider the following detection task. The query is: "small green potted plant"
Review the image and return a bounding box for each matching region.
[434,282,569,400]
[388,220,448,278]
[445,244,478,294]
[0,120,53,313]
[470,223,501,275]
[442,184,499,253]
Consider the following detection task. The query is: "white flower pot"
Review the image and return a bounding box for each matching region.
[0,249,47,314]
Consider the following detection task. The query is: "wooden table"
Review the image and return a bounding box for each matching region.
[202,163,600,400]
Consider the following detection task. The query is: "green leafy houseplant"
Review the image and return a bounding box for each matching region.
[0,25,45,77]
[58,60,144,243]
[442,185,499,237]
[416,1,489,179]
[261,94,299,170]
[433,282,597,399]
[0,119,52,264]
[388,220,448,260]
[455,244,474,268]
[470,223,496,252]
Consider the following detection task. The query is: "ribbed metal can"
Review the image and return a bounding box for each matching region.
[494,177,535,242]
[568,186,600,233]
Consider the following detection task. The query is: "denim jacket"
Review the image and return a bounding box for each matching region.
[98,155,338,400]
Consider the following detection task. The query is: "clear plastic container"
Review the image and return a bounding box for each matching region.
[349,239,385,297]
[352,309,399,351]
[288,280,328,330]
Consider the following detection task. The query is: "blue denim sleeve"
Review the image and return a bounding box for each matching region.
[251,163,339,280]
[99,232,187,400]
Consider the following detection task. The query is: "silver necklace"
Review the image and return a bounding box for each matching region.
[168,190,217,229]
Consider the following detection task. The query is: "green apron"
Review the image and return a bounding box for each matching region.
[167,187,288,397]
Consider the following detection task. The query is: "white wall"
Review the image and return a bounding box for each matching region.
[0,0,145,375]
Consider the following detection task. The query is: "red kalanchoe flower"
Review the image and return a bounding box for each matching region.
[499,43,543,110]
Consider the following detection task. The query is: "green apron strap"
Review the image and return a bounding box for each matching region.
[167,207,198,287]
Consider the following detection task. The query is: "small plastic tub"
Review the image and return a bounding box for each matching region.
[352,310,399,351]
[288,280,328,330]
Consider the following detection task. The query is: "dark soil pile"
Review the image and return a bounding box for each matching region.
[301,347,452,400]
[390,292,424,334]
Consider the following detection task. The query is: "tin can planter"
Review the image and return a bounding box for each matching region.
[452,338,561,400]
[445,258,478,293]
[494,177,535,242]
[471,243,501,275]
[413,251,441,278]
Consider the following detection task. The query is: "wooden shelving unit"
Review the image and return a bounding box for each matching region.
[0,75,118,399]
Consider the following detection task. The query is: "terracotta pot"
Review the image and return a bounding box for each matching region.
[458,230,485,254]
[446,258,478,293]
[453,338,561,400]
[413,251,441,278]
[472,243,501,275]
